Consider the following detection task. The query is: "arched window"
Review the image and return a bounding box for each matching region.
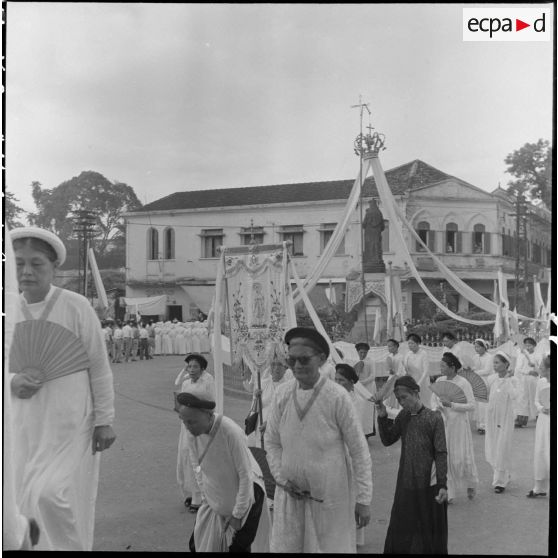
[147,228,159,260]
[473,223,490,254]
[415,221,434,252]
[445,222,461,253]
[164,227,175,260]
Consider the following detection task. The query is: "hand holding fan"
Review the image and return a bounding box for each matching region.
[429,380,467,404]
[458,369,488,402]
[374,373,399,402]
[9,320,91,383]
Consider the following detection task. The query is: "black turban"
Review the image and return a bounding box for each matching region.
[394,375,420,392]
[335,363,359,384]
[285,327,330,358]
[176,392,215,410]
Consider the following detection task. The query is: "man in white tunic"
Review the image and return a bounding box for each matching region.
[265,327,373,553]
[176,392,271,553]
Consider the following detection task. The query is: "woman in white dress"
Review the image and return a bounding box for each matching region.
[471,339,493,434]
[199,321,211,353]
[175,325,187,355]
[527,355,550,498]
[154,323,163,355]
[403,333,431,407]
[334,363,376,438]
[9,227,116,550]
[191,324,202,353]
[175,353,215,512]
[485,351,520,493]
[184,323,194,354]
[162,324,174,356]
[431,352,478,503]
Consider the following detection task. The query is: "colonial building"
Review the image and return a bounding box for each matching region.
[123,159,551,332]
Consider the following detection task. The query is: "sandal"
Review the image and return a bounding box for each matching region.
[189,504,200,513]
[494,486,505,494]
[526,490,547,498]
[467,488,476,500]
[184,497,192,509]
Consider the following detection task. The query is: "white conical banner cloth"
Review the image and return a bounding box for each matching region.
[293,157,372,303]
[88,248,108,309]
[370,156,543,324]
[369,156,494,326]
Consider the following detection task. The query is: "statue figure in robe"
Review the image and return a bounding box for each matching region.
[362,199,386,272]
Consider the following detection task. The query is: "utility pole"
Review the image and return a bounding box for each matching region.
[510,193,529,313]
[72,210,98,296]
[351,95,372,344]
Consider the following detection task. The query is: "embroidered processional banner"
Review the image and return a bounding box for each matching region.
[223,244,293,377]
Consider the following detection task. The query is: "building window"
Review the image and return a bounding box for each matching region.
[147,228,159,260]
[415,221,434,252]
[445,222,461,253]
[473,223,490,254]
[163,227,175,259]
[280,225,304,256]
[200,229,224,258]
[319,223,345,255]
[239,226,264,245]
[382,220,390,253]
[532,242,541,264]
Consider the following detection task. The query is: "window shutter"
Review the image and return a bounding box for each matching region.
[456,231,462,253]
[484,232,491,254]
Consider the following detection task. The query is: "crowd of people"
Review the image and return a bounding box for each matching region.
[174,328,550,554]
[102,319,211,363]
[4,224,551,554]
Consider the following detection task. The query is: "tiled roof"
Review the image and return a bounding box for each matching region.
[134,159,454,212]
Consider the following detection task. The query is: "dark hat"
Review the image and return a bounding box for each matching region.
[394,375,420,392]
[176,392,215,410]
[184,353,208,369]
[285,327,330,358]
[335,363,359,384]
[355,342,370,352]
[523,337,536,346]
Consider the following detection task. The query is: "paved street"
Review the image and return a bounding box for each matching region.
[93,356,550,554]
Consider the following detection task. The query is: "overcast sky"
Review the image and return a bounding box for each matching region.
[5,3,554,216]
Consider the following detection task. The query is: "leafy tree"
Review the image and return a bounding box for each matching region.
[4,189,27,229]
[504,139,552,207]
[28,171,142,258]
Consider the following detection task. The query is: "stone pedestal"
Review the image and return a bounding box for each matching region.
[347,272,386,344]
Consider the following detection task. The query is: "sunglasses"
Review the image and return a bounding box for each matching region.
[286,354,318,367]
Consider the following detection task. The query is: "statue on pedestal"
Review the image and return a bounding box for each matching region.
[362,199,386,273]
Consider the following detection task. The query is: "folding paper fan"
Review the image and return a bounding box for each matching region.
[249,446,276,500]
[9,320,91,383]
[539,386,550,410]
[375,373,399,402]
[458,369,488,402]
[429,380,467,404]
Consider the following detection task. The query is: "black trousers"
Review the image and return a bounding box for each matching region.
[189,483,265,553]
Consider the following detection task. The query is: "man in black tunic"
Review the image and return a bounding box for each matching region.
[375,376,449,554]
